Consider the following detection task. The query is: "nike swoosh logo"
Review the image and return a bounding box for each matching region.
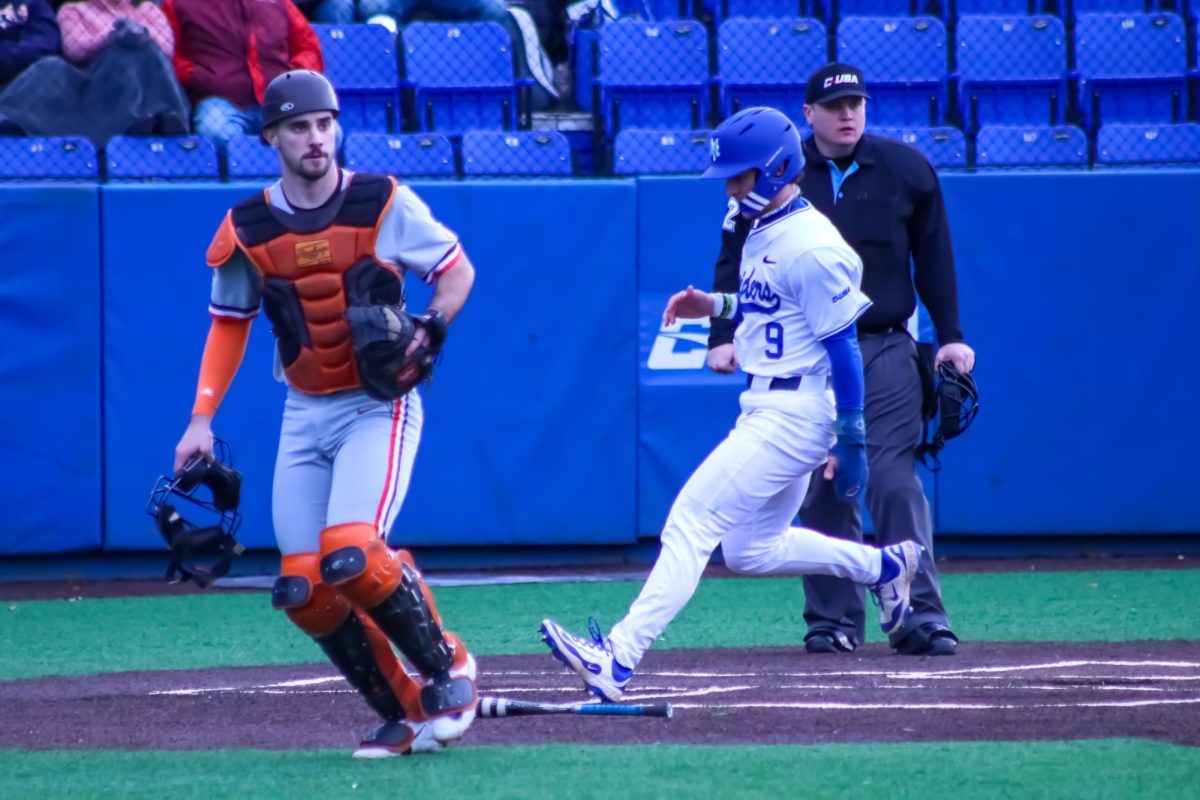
[563,641,603,674]
[762,256,777,264]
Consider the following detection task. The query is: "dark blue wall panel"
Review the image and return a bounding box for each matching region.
[0,187,102,554]
[102,185,284,550]
[936,171,1200,533]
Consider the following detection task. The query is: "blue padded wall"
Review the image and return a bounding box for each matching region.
[935,170,1200,533]
[0,187,102,554]
[102,185,286,551]
[635,177,744,535]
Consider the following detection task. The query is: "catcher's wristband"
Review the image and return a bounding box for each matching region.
[709,292,738,320]
[417,309,448,345]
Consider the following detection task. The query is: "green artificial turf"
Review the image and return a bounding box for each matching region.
[2,569,1197,680]
[2,740,1197,799]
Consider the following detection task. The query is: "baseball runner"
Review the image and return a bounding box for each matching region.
[171,70,479,757]
[540,107,922,701]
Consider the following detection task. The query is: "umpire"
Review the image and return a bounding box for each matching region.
[707,63,976,657]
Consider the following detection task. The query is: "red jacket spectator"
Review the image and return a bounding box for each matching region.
[58,0,174,66]
[160,0,321,108]
[0,0,61,85]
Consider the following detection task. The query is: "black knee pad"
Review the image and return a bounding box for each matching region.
[320,546,368,585]
[271,575,311,609]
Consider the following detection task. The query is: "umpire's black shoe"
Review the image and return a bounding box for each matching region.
[804,630,856,654]
[926,633,958,656]
[894,622,959,656]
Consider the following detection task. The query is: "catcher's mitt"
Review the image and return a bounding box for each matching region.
[346,305,448,401]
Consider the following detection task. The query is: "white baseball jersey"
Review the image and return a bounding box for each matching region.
[735,196,871,377]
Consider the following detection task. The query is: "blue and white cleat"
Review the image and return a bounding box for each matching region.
[539,617,633,703]
[870,541,923,636]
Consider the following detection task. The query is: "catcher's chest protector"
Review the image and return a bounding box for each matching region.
[212,173,404,394]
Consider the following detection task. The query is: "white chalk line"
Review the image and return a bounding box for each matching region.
[149,659,1200,707]
[669,698,1200,711]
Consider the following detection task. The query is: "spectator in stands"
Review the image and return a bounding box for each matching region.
[0,0,61,90]
[0,0,189,142]
[161,0,323,148]
[708,63,976,657]
[58,0,172,64]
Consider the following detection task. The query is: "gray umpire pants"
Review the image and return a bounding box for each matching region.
[798,330,950,647]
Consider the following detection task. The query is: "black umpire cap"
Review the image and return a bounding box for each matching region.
[805,62,870,106]
[260,70,339,142]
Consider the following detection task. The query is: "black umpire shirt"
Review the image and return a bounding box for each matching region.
[709,134,964,349]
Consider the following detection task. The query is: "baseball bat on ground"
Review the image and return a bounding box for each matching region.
[476,696,673,719]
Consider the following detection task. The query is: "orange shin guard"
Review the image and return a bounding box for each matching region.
[318,522,401,608]
[273,552,404,722]
[273,553,351,637]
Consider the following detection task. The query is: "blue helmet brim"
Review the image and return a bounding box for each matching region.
[701,161,754,179]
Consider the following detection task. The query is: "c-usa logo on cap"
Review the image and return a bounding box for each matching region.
[709,137,720,162]
[281,102,295,112]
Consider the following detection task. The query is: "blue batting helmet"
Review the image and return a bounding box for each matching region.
[702,107,805,216]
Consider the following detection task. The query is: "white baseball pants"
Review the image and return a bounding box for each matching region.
[608,379,883,669]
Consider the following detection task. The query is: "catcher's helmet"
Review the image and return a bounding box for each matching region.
[260,70,339,141]
[702,107,805,216]
[146,439,244,587]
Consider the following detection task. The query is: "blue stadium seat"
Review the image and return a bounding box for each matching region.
[344,132,456,177]
[1075,13,1188,129]
[315,24,400,133]
[1071,0,1182,16]
[0,137,98,180]
[974,124,1088,166]
[956,15,1067,131]
[402,22,517,134]
[721,0,808,19]
[105,136,219,181]
[226,135,280,180]
[645,0,694,18]
[838,0,912,17]
[597,19,710,136]
[870,126,967,167]
[717,18,827,119]
[461,130,572,176]
[1096,122,1200,165]
[956,0,1064,15]
[612,129,712,174]
[837,16,947,126]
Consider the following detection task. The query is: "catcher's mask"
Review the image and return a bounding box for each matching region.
[146,439,245,587]
[917,362,980,471]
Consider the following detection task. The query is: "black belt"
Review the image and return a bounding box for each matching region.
[746,375,805,391]
[859,324,908,337]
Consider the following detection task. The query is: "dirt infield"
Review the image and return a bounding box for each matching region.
[3,641,1198,751]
